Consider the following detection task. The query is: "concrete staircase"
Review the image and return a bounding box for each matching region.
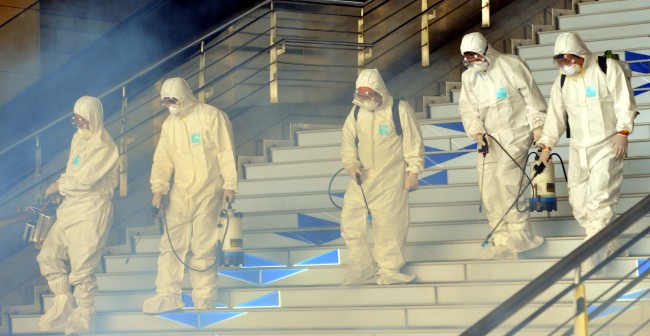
[5,0,650,334]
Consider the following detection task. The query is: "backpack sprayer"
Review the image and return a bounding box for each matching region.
[152,198,243,272]
[479,134,567,248]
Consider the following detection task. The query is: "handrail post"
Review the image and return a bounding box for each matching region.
[357,7,366,74]
[481,0,490,28]
[119,86,128,197]
[574,267,588,336]
[269,1,279,103]
[198,41,206,103]
[35,135,42,198]
[421,0,435,67]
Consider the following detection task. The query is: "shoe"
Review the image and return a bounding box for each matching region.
[142,294,184,314]
[64,308,94,335]
[39,293,74,330]
[376,269,415,285]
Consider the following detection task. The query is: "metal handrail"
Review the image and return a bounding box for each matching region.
[0,0,39,31]
[0,0,272,158]
[461,193,650,335]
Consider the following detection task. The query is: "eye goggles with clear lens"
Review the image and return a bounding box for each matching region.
[553,55,577,68]
[462,55,485,68]
[71,114,89,128]
[354,90,380,102]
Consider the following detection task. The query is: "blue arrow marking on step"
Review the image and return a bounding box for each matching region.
[200,312,247,328]
[242,253,286,268]
[218,269,261,285]
[587,305,629,320]
[158,312,200,328]
[625,51,650,74]
[260,268,308,285]
[424,145,442,152]
[633,82,650,96]
[434,122,465,133]
[275,214,341,246]
[235,291,281,309]
[419,170,448,186]
[638,258,650,277]
[617,287,650,301]
[295,249,341,266]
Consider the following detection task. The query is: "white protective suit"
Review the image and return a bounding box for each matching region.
[143,78,237,313]
[340,69,424,285]
[457,32,547,258]
[537,32,637,270]
[37,96,119,334]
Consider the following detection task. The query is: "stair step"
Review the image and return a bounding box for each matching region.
[518,35,650,59]
[559,6,650,30]
[578,0,650,15]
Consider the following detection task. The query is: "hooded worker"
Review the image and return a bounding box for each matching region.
[340,68,424,285]
[537,32,637,272]
[37,96,119,334]
[143,78,237,313]
[457,32,548,259]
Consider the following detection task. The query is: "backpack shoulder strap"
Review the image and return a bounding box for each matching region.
[353,105,360,121]
[598,55,608,75]
[560,74,566,89]
[392,98,403,136]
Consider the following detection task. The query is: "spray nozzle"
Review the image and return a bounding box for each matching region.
[478,134,489,157]
[151,206,160,218]
[533,162,546,175]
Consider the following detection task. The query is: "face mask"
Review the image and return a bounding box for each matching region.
[561,64,581,77]
[77,128,93,139]
[470,60,489,73]
[360,99,380,112]
[168,106,182,116]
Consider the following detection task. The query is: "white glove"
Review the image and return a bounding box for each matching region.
[404,172,419,190]
[347,165,361,183]
[152,192,163,208]
[537,149,551,165]
[45,182,59,197]
[224,189,236,203]
[533,127,543,143]
[611,134,628,159]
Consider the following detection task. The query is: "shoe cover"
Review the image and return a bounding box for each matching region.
[341,264,377,285]
[39,293,74,330]
[506,232,544,253]
[64,308,94,335]
[376,269,415,285]
[192,296,217,310]
[607,239,629,257]
[479,245,518,260]
[142,294,184,314]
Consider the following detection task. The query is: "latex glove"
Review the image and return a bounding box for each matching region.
[152,192,163,209]
[537,149,551,165]
[45,182,59,197]
[224,189,236,203]
[347,165,361,183]
[611,134,628,159]
[533,127,543,142]
[404,172,419,190]
[474,133,486,147]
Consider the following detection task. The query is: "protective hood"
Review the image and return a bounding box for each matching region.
[460,32,489,56]
[74,96,103,135]
[160,77,199,115]
[355,68,390,103]
[553,32,591,58]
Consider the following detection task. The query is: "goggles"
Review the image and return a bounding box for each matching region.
[161,97,180,107]
[71,114,89,129]
[553,54,578,68]
[354,90,381,102]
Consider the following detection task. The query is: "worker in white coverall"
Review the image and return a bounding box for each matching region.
[143,78,237,313]
[340,68,424,285]
[537,32,637,272]
[37,96,119,335]
[457,32,548,259]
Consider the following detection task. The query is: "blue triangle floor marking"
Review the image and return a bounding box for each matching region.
[243,253,286,268]
[200,312,247,328]
[588,305,629,320]
[275,230,341,246]
[424,145,442,152]
[618,287,650,301]
[637,258,650,277]
[625,51,650,74]
[434,121,465,133]
[218,269,260,284]
[158,312,199,328]
[295,249,341,266]
[298,214,339,227]
[260,268,307,285]
[235,291,280,308]
[419,170,448,186]
[633,82,650,96]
